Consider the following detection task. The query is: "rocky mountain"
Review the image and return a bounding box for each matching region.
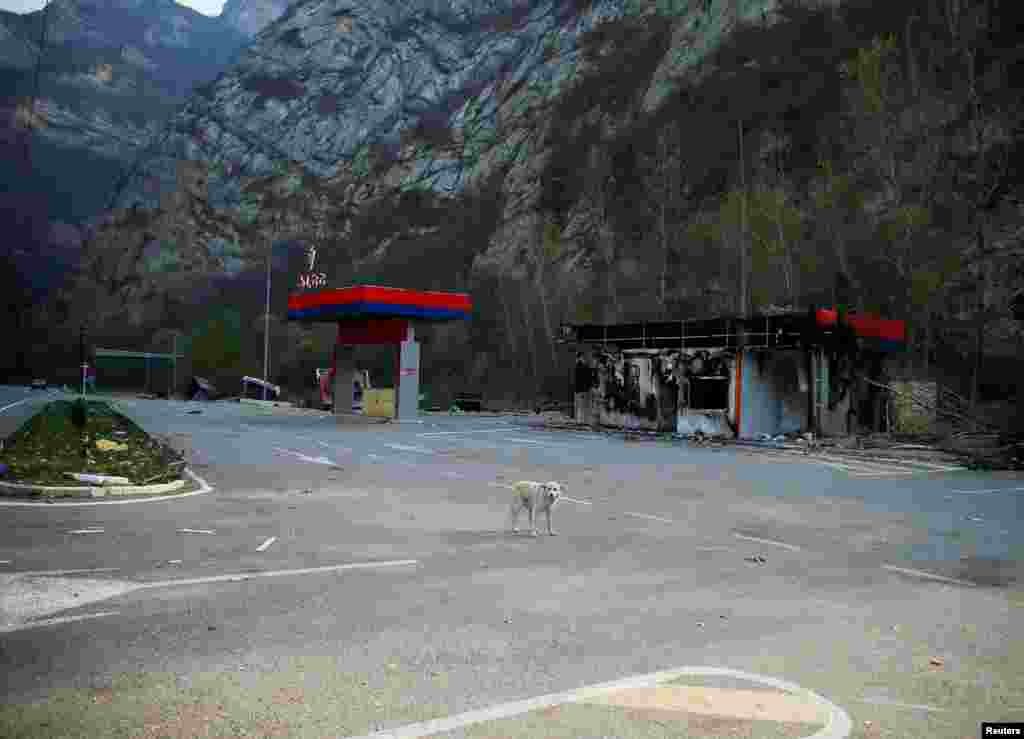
[114,0,766,269]
[47,0,1024,411]
[219,0,289,37]
[0,0,248,221]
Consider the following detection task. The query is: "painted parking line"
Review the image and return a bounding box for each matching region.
[67,528,105,535]
[273,447,339,466]
[949,486,1024,495]
[317,441,354,454]
[385,443,435,455]
[256,536,278,552]
[179,528,216,535]
[9,567,120,576]
[734,533,802,552]
[0,560,10,565]
[340,665,852,739]
[0,610,121,634]
[624,511,674,524]
[417,430,508,438]
[136,559,419,590]
[881,564,976,587]
[502,436,579,447]
[0,397,33,413]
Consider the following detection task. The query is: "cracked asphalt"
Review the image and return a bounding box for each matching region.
[1,385,1022,738]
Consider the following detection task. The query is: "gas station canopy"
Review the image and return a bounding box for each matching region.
[287,285,472,323]
[286,285,472,421]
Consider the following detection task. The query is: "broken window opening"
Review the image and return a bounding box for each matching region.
[686,376,729,410]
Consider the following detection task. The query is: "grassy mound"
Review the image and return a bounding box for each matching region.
[0,400,184,486]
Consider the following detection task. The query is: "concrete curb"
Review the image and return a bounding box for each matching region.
[342,666,852,739]
[239,398,294,409]
[0,477,188,499]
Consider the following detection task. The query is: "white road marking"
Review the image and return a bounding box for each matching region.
[317,441,353,454]
[502,436,576,447]
[385,443,435,454]
[136,559,418,590]
[417,430,508,438]
[10,567,120,576]
[0,397,33,413]
[949,486,1024,495]
[733,533,802,552]
[0,560,10,564]
[0,610,121,634]
[179,528,216,535]
[273,447,338,466]
[810,457,912,475]
[855,456,963,471]
[624,511,674,524]
[881,564,975,587]
[256,536,278,552]
[561,496,592,506]
[0,467,215,507]
[67,528,105,535]
[341,666,852,739]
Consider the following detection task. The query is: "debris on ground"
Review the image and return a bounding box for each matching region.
[744,555,767,564]
[65,473,133,486]
[929,656,945,667]
[94,438,129,452]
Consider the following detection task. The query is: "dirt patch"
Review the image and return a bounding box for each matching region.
[0,400,184,486]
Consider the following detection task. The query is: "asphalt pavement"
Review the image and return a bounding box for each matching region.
[1,384,1022,738]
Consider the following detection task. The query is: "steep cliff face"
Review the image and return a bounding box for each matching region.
[0,0,247,221]
[118,0,772,269]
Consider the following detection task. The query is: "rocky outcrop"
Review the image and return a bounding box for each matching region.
[0,0,247,221]
[219,0,290,37]
[115,0,776,285]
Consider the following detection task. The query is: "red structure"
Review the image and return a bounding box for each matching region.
[288,285,472,420]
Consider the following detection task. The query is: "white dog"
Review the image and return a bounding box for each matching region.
[508,480,563,537]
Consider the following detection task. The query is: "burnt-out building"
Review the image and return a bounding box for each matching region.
[562,308,906,439]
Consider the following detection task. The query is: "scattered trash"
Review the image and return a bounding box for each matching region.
[696,621,705,628]
[66,473,133,486]
[207,625,217,631]
[503,617,512,624]
[929,656,944,667]
[168,560,183,564]
[966,514,984,522]
[744,555,767,564]
[94,439,129,452]
[301,488,313,495]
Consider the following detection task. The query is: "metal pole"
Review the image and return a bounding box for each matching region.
[171,332,177,398]
[263,242,271,400]
[79,325,85,397]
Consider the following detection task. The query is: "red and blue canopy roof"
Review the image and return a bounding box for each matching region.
[288,285,472,323]
[815,308,906,352]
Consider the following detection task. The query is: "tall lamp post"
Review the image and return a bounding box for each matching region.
[263,240,271,400]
